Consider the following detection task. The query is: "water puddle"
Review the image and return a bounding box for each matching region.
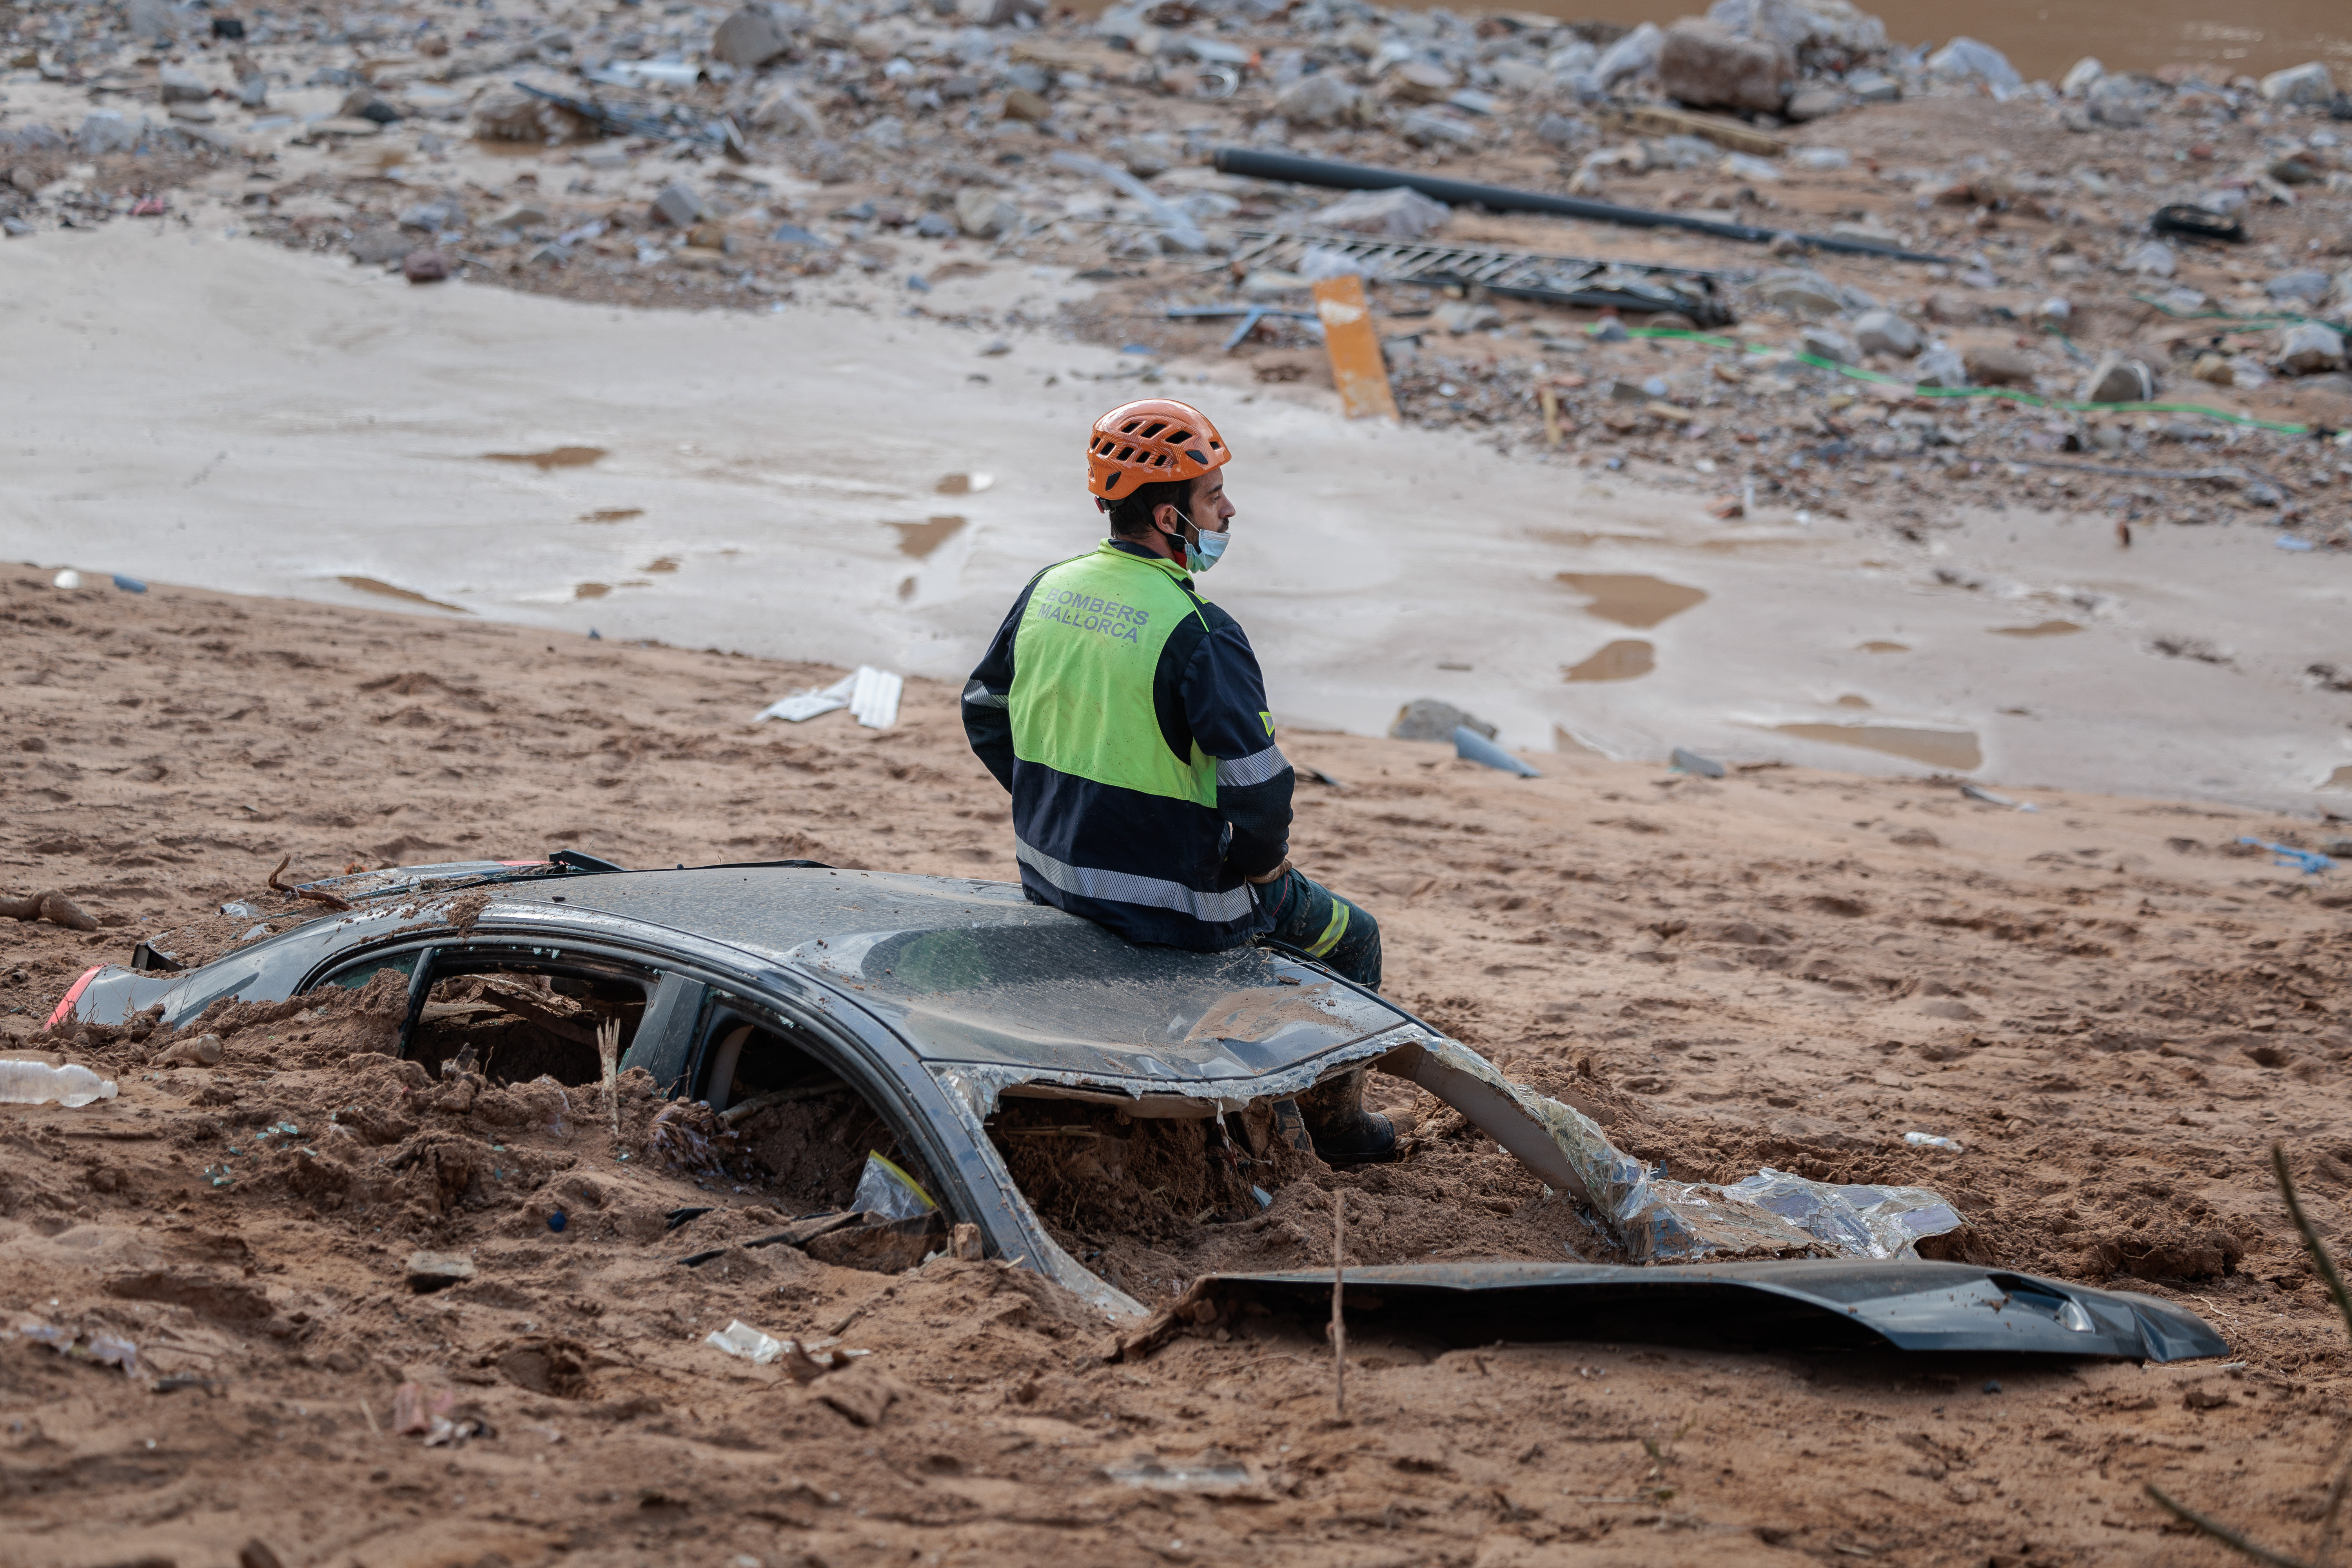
[888,515,968,559]
[2325,765,2352,791]
[643,557,680,573]
[936,472,994,495]
[578,507,642,524]
[1564,639,1654,682]
[337,575,469,614]
[1773,723,1983,772]
[1835,694,1871,708]
[1857,641,1909,653]
[1557,573,1706,629]
[1990,621,2084,638]
[1553,725,1606,757]
[486,446,607,470]
[575,583,610,600]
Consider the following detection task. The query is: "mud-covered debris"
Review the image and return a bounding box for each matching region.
[405,1250,477,1293]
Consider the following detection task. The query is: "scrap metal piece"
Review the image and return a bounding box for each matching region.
[1222,228,1735,327]
[1135,1259,2228,1361]
[1310,273,1400,419]
[1213,147,1953,264]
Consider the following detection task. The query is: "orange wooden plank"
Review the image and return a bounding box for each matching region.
[1310,274,1400,421]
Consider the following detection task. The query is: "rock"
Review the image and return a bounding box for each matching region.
[1852,308,1920,356]
[2123,240,2176,278]
[652,183,706,227]
[75,110,138,155]
[1800,325,1855,363]
[751,86,824,137]
[123,0,181,45]
[1757,269,1840,315]
[1002,87,1051,123]
[349,229,413,265]
[1657,19,1792,113]
[1105,135,1170,177]
[2258,61,2335,105]
[2276,322,2347,375]
[1277,71,1362,127]
[2086,78,2147,127]
[1784,87,1847,120]
[158,65,209,104]
[1913,347,1969,388]
[2034,296,2071,325]
[1436,299,1502,333]
[489,203,549,230]
[238,76,269,109]
[1927,37,2020,93]
[403,249,450,283]
[1963,344,2038,387]
[711,7,792,68]
[2078,352,2154,404]
[954,186,1019,238]
[1305,185,1449,240]
[2060,56,2103,95]
[1390,699,1494,743]
[1386,60,1458,104]
[1845,68,1900,102]
[1489,59,1552,93]
[957,0,1045,26]
[1399,109,1480,148]
[1704,0,1886,57]
[1924,289,1975,324]
[2269,156,2321,185]
[1589,21,1662,91]
[2189,350,2233,385]
[2266,269,2331,304]
[405,1250,476,1292]
[1534,111,1584,146]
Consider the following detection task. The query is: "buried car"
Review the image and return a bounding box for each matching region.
[54,856,2225,1361]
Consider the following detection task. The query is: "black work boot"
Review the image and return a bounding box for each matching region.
[1295,1067,1397,1167]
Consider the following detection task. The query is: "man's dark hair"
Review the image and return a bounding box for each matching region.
[1106,477,1191,539]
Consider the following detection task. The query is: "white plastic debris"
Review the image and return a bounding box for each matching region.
[51,569,82,590]
[1905,1131,1965,1152]
[0,1061,118,1107]
[754,665,902,729]
[705,1319,786,1365]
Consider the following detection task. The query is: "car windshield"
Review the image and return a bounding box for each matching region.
[514,867,1406,1078]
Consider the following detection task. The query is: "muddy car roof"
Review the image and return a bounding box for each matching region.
[491,866,1409,1082]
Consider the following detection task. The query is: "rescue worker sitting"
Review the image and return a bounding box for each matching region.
[960,399,1394,1164]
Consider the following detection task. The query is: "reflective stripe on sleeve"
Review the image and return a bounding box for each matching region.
[962,679,1009,710]
[1014,837,1254,923]
[1213,742,1289,789]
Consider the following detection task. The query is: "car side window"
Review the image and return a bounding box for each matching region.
[318,952,421,991]
[408,951,657,1085]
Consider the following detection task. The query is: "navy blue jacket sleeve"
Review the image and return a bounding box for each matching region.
[1180,611,1294,879]
[963,585,1033,794]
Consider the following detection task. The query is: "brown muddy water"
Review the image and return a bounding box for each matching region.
[485,446,607,470]
[1773,722,1984,771]
[1991,620,2085,637]
[1496,0,2347,81]
[1564,637,1656,681]
[336,575,469,613]
[889,515,969,559]
[1556,571,1707,628]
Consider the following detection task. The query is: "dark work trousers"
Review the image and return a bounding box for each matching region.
[1257,868,1381,990]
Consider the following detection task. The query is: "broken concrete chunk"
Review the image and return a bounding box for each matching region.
[405,1251,476,1292]
[1657,18,1791,114]
[651,183,707,227]
[2275,322,2347,376]
[1851,309,1920,357]
[2077,352,2154,405]
[711,7,792,69]
[2258,61,2336,105]
[1390,698,1495,743]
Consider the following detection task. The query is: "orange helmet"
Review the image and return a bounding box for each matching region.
[1086,399,1230,502]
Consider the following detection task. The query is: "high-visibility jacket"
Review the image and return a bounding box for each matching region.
[962,539,1294,950]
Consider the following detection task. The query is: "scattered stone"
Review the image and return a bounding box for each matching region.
[1927,37,2020,92]
[2276,323,2346,376]
[1533,111,1584,147]
[2060,56,2103,95]
[349,229,414,265]
[2123,241,2176,278]
[2258,62,2336,106]
[954,186,1020,238]
[711,7,792,69]
[1386,60,1459,104]
[652,183,707,227]
[2078,352,2155,404]
[76,111,138,156]
[1304,185,1450,240]
[158,66,210,104]
[405,1251,476,1292]
[1657,19,1792,114]
[403,249,451,283]
[751,87,826,138]
[1913,347,1969,388]
[1390,698,1494,743]
[2266,270,2332,305]
[1276,71,1363,128]
[1588,21,1663,92]
[1436,299,1503,334]
[1002,87,1051,124]
[1399,109,1481,149]
[238,76,269,109]
[1963,345,2038,387]
[1846,69,1900,102]
[1784,87,1847,121]
[1800,325,1856,364]
[1757,269,1840,315]
[1851,309,1920,357]
[123,0,181,45]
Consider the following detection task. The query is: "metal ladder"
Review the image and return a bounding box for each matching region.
[1221,228,1737,327]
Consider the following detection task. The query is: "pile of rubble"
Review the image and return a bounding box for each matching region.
[3,0,2349,534]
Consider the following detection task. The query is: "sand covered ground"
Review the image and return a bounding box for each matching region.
[4,567,2350,1567]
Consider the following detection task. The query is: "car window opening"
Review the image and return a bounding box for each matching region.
[692,1003,934,1216]
[408,964,648,1085]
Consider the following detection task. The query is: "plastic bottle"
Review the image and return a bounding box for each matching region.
[0,1061,118,1107]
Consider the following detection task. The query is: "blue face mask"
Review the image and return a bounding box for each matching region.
[1172,508,1230,574]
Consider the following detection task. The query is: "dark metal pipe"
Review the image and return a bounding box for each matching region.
[1211,147,1953,266]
